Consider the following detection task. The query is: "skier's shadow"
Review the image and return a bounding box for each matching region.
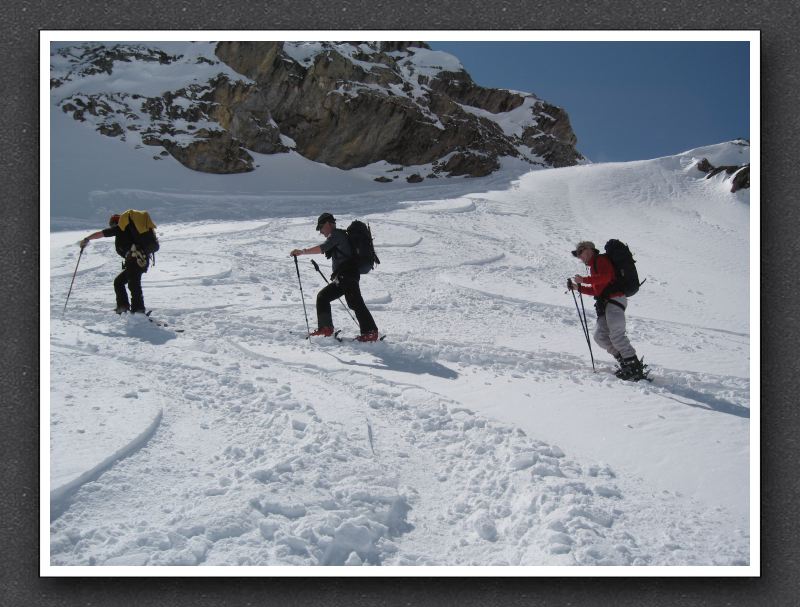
[653,382,750,419]
[325,346,459,379]
[78,324,176,345]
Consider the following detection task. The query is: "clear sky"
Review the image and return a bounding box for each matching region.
[429,42,750,163]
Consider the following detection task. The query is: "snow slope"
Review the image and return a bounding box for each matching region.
[46,139,752,571]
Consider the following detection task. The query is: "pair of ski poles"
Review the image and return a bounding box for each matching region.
[292,256,358,337]
[568,279,595,372]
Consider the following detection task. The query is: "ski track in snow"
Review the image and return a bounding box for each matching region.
[49,148,751,567]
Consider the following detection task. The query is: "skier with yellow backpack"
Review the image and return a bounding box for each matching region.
[79,209,160,314]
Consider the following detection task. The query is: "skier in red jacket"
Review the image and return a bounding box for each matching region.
[568,240,646,381]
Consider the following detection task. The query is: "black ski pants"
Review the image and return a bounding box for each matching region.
[316,273,377,334]
[113,257,147,313]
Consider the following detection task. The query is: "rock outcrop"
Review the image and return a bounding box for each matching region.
[696,157,750,193]
[51,42,585,178]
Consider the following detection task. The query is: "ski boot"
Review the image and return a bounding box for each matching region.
[114,304,130,315]
[309,326,334,337]
[355,330,380,342]
[615,356,649,381]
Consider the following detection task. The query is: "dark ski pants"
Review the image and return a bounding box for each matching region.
[316,274,377,334]
[114,258,147,313]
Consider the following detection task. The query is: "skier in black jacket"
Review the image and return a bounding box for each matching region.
[80,213,152,314]
[290,212,379,341]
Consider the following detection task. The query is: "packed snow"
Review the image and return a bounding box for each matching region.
[47,133,752,570]
[46,40,753,572]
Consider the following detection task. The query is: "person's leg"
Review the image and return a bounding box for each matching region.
[127,263,147,313]
[316,282,344,329]
[605,298,636,359]
[342,277,377,334]
[593,313,619,358]
[113,268,130,311]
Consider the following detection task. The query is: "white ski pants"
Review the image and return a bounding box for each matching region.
[594,296,637,360]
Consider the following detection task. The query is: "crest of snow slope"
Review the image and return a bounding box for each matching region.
[48,141,750,568]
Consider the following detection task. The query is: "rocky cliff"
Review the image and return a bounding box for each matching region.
[51,41,584,179]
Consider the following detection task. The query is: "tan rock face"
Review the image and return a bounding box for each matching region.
[53,42,584,177]
[162,134,255,174]
[215,41,584,177]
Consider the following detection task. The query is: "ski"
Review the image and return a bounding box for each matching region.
[144,311,184,332]
[334,330,386,343]
[295,331,385,342]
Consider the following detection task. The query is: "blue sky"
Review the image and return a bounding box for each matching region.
[429,42,750,163]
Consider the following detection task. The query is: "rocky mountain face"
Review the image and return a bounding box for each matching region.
[51,42,585,179]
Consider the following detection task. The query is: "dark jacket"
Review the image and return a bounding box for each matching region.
[102,225,134,258]
[320,228,357,277]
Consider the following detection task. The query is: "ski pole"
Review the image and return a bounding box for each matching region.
[567,279,590,341]
[293,255,311,338]
[577,288,596,372]
[310,259,359,327]
[569,280,595,372]
[570,287,589,344]
[63,245,85,315]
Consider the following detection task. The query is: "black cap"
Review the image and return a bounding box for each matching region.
[316,212,335,231]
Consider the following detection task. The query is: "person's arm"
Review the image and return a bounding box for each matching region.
[290,244,323,257]
[80,230,106,248]
[574,258,614,296]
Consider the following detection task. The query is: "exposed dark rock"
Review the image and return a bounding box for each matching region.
[406,173,424,183]
[97,123,123,137]
[696,158,713,172]
[442,152,500,177]
[694,157,750,193]
[161,133,255,174]
[731,165,750,192]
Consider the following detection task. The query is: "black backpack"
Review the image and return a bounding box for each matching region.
[119,210,160,264]
[129,224,160,256]
[599,239,643,298]
[346,220,380,274]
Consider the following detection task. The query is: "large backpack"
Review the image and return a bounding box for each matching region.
[119,209,160,259]
[599,239,643,298]
[346,220,380,274]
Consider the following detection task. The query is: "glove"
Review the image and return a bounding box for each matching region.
[79,238,89,249]
[567,278,574,291]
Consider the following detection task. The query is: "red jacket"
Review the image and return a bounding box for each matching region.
[577,254,623,299]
